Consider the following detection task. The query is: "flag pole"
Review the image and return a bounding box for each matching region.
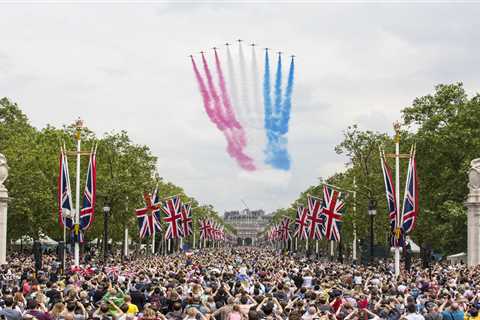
[152,221,155,255]
[61,144,67,272]
[193,225,196,249]
[315,240,319,256]
[352,177,357,262]
[394,122,401,277]
[306,237,308,252]
[330,241,334,259]
[73,119,82,267]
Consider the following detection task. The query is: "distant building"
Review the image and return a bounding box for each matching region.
[224,209,272,245]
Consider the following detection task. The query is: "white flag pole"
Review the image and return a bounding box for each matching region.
[394,122,401,277]
[73,119,83,267]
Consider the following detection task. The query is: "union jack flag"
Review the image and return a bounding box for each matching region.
[307,195,324,240]
[401,146,418,234]
[294,206,309,240]
[320,186,345,242]
[380,150,403,247]
[199,219,211,240]
[58,148,74,229]
[135,192,162,239]
[80,149,96,231]
[180,203,193,237]
[280,217,292,241]
[162,196,183,240]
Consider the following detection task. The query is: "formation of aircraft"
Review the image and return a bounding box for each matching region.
[188,41,295,58]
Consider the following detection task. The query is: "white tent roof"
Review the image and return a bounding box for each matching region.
[13,235,58,245]
[447,252,466,259]
[389,237,420,253]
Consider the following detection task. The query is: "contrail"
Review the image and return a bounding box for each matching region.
[196,52,255,171]
[251,44,262,129]
[191,57,218,128]
[214,49,246,148]
[279,57,295,135]
[273,54,283,133]
[238,41,252,127]
[201,53,226,130]
[226,44,242,126]
[263,50,273,138]
[262,53,292,171]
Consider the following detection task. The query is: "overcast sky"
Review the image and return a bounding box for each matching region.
[1,2,480,214]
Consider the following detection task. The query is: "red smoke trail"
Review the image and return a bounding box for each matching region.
[214,50,246,148]
[201,53,227,130]
[193,55,255,171]
[191,57,219,129]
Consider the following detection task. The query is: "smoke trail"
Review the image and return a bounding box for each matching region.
[273,54,283,132]
[263,50,273,135]
[201,53,226,130]
[278,57,295,135]
[226,45,241,125]
[214,51,240,130]
[196,53,255,171]
[191,57,218,128]
[251,45,262,128]
[214,50,246,148]
[238,41,252,127]
[263,53,292,171]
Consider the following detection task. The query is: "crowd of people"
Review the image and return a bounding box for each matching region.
[0,247,479,320]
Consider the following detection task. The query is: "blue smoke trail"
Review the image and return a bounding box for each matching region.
[273,54,283,132]
[263,50,273,133]
[278,57,295,135]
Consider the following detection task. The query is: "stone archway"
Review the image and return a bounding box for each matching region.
[244,238,253,246]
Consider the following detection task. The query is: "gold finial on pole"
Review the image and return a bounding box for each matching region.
[74,118,83,141]
[393,121,401,143]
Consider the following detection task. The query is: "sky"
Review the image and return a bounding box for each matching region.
[1,2,480,214]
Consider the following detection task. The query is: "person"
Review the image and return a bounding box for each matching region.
[440,301,464,320]
[424,302,442,320]
[183,306,208,320]
[166,302,184,320]
[227,305,244,320]
[24,299,53,320]
[0,296,22,320]
[124,295,139,316]
[405,303,425,320]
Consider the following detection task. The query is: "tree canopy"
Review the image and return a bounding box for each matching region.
[0,97,229,244]
[268,83,479,255]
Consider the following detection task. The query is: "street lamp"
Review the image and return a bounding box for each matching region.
[368,199,377,263]
[103,205,111,262]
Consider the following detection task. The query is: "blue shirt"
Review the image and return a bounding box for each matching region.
[441,310,464,320]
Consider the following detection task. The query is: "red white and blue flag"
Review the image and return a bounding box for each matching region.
[320,185,345,242]
[136,192,162,239]
[307,195,324,240]
[199,219,211,240]
[180,203,193,237]
[294,206,309,240]
[280,217,292,241]
[401,146,419,234]
[162,195,183,240]
[58,147,74,229]
[79,148,96,231]
[380,150,403,247]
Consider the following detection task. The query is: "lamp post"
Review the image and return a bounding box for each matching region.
[103,205,110,262]
[368,199,377,263]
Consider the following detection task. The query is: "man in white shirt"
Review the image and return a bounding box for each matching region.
[405,303,425,320]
